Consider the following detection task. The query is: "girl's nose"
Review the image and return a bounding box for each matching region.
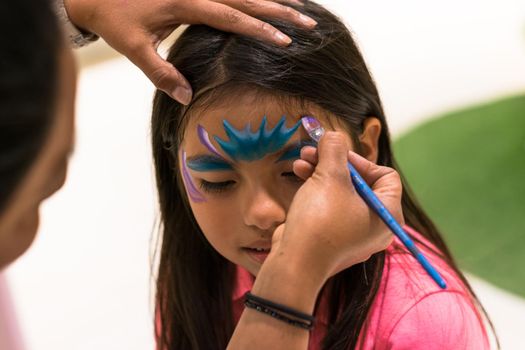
[242,186,286,232]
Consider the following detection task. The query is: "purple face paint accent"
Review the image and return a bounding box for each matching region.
[181,150,206,203]
[197,125,225,159]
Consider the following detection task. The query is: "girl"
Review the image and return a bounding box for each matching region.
[151,1,494,349]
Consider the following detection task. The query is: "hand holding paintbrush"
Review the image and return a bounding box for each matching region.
[296,116,447,289]
[266,130,399,287]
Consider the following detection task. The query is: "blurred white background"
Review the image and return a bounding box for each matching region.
[1,0,524,349]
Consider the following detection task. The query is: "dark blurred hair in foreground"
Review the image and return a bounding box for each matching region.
[0,0,61,212]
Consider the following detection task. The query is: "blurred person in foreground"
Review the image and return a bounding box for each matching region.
[0,0,316,348]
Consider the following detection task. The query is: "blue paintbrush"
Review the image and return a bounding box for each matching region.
[301,116,447,289]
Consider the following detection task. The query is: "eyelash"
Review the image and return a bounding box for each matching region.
[199,179,235,193]
[198,172,301,194]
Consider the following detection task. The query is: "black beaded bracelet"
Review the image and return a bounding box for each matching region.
[244,292,315,330]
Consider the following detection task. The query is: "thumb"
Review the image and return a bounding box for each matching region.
[347,151,397,188]
[315,132,351,182]
[347,151,402,216]
[126,39,193,105]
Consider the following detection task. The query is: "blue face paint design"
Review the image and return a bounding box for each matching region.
[186,155,234,172]
[275,140,318,162]
[213,116,301,162]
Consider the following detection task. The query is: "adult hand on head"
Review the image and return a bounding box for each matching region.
[63,0,316,105]
[270,131,401,288]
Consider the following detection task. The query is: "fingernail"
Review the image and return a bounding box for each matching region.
[275,31,292,45]
[299,14,317,27]
[172,86,192,105]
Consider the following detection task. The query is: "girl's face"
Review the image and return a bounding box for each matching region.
[179,94,353,276]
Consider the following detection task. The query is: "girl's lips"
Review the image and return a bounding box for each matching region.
[243,248,270,264]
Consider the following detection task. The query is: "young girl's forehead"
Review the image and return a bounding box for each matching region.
[194,101,301,126]
[182,96,336,156]
[185,111,305,163]
[188,89,311,124]
[185,100,307,142]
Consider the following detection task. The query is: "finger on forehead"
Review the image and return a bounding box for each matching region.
[293,159,315,180]
[300,145,318,164]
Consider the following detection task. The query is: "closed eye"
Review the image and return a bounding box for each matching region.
[198,172,301,195]
[199,179,236,193]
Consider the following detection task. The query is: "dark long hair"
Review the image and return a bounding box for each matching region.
[152,2,494,349]
[0,0,61,213]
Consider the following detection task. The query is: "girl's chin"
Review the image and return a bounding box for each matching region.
[237,259,261,278]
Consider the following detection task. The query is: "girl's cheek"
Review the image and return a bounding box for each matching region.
[191,201,234,231]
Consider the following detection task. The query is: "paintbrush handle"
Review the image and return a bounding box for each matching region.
[347,162,447,289]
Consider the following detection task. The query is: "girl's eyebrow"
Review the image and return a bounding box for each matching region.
[275,139,318,163]
[186,155,234,172]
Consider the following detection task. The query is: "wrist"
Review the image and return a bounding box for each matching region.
[63,0,97,36]
[251,251,326,315]
[55,0,99,48]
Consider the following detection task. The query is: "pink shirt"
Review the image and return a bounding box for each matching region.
[232,226,489,349]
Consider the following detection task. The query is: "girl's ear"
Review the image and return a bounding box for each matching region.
[358,117,382,163]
